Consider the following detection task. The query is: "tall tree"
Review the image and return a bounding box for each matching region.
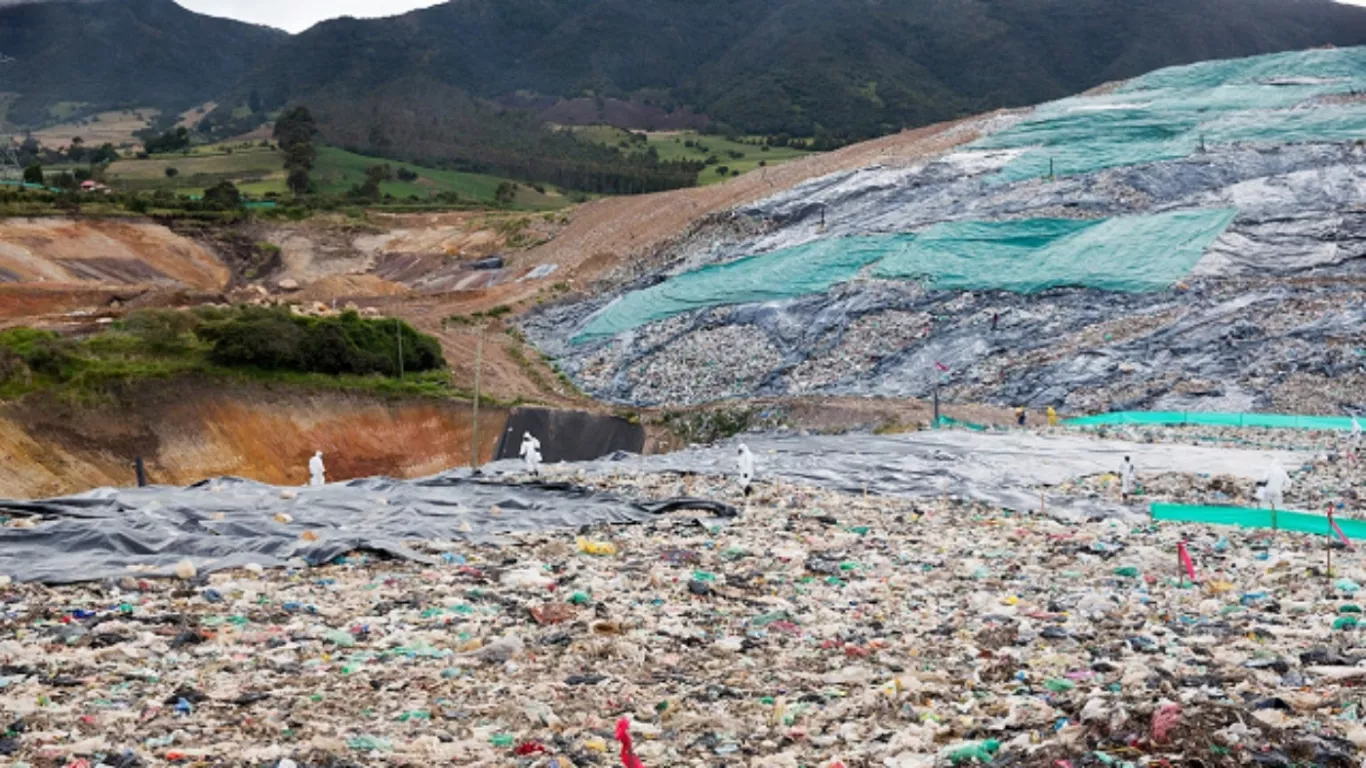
[273,107,318,150]
[275,106,318,197]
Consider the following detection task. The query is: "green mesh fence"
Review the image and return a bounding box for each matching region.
[1067,411,1355,431]
[1153,503,1366,540]
[933,415,990,431]
[573,237,890,343]
[974,47,1366,182]
[870,210,1236,291]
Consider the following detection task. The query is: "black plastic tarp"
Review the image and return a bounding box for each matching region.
[0,475,734,584]
[494,407,645,463]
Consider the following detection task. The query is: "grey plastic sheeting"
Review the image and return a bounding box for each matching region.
[523,141,1366,410]
[0,476,734,585]
[489,429,1301,523]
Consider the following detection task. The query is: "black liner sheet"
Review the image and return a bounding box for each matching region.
[0,475,735,584]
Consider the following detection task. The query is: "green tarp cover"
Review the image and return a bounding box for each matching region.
[574,208,1236,343]
[870,210,1236,292]
[573,236,891,343]
[1153,503,1366,540]
[1067,411,1355,431]
[974,47,1366,182]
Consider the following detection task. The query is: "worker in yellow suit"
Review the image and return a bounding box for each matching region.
[1047,406,1058,427]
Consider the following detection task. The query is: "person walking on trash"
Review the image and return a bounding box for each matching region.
[737,444,755,497]
[1258,459,1290,509]
[1120,456,1136,502]
[1047,406,1058,427]
[520,432,543,476]
[308,451,326,487]
[1016,407,1027,427]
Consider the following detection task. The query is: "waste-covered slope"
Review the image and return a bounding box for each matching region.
[527,47,1366,416]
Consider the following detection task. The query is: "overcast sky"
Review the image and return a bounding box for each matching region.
[175,0,1366,33]
[175,0,447,33]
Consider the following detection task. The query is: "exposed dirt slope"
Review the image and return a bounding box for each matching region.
[514,117,991,291]
[0,118,996,458]
[0,217,229,290]
[0,382,511,498]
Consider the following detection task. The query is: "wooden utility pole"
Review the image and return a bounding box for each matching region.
[470,333,484,472]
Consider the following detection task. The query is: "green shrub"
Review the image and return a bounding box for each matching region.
[124,308,200,353]
[197,308,306,370]
[0,347,30,387]
[196,307,445,378]
[0,328,75,376]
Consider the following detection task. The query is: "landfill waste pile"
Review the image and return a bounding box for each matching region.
[525,47,1366,413]
[2,426,1365,766]
[3,431,1366,767]
[542,429,1301,523]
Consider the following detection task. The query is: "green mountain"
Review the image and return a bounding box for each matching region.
[5,0,1366,192]
[0,0,285,127]
[242,0,1366,138]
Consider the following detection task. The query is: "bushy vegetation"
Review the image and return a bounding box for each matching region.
[143,127,192,154]
[198,307,444,377]
[0,308,448,402]
[0,186,251,218]
[311,81,704,196]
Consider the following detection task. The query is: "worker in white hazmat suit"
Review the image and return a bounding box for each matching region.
[519,432,543,476]
[1120,456,1136,502]
[1258,459,1290,509]
[308,451,326,487]
[737,444,755,497]
[1352,417,1362,447]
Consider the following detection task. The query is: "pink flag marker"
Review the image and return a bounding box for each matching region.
[1177,541,1196,582]
[1329,507,1354,550]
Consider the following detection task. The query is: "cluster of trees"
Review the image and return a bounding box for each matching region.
[274,107,318,197]
[201,180,243,209]
[196,307,445,377]
[143,127,192,154]
[310,82,705,196]
[194,91,272,141]
[348,164,392,202]
[14,135,120,188]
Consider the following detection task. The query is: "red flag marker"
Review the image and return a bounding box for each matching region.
[1177,541,1196,582]
[617,718,645,768]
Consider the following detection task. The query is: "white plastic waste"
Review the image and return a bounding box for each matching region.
[308,451,326,487]
[1353,417,1362,446]
[519,432,543,476]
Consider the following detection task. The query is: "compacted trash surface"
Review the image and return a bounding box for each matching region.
[3,427,1366,767]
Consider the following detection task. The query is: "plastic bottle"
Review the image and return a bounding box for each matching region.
[943,739,1001,764]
